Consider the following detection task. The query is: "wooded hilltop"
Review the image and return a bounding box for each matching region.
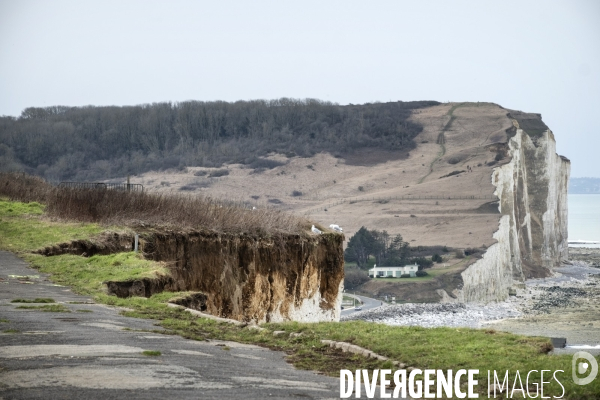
[0,99,440,181]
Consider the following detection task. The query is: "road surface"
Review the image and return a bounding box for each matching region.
[341,293,383,315]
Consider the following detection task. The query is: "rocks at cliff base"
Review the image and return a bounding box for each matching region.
[341,302,521,329]
[343,260,600,330]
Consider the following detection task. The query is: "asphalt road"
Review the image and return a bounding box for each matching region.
[0,251,344,400]
[341,294,383,315]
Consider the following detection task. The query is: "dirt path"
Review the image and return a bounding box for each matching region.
[417,103,462,184]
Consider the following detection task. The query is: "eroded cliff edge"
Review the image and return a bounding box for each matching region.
[113,231,345,323]
[458,112,570,303]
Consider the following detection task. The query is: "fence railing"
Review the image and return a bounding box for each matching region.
[58,182,144,192]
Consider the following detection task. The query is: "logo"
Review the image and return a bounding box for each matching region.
[572,351,598,385]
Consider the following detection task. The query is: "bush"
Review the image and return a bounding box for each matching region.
[415,270,428,277]
[410,257,433,268]
[194,170,208,176]
[209,169,229,178]
[400,274,411,278]
[247,158,286,170]
[358,186,364,192]
[455,249,465,259]
[0,172,308,235]
[291,190,303,197]
[344,269,370,290]
[432,254,443,263]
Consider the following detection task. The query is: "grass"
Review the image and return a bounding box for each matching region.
[0,200,103,252]
[2,329,20,334]
[142,350,162,356]
[11,298,55,303]
[15,304,70,312]
[0,318,9,323]
[1,198,599,398]
[23,252,169,296]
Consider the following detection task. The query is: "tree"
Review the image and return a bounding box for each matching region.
[345,228,410,269]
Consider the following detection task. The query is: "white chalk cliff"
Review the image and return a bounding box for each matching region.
[457,116,570,303]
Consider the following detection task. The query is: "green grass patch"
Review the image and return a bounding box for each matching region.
[142,350,161,356]
[23,252,169,296]
[11,298,55,303]
[15,304,70,312]
[0,200,103,252]
[0,201,44,216]
[2,329,20,334]
[0,318,9,323]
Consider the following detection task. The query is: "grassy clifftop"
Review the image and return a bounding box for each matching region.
[1,198,598,398]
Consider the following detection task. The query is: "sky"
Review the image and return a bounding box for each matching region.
[1,0,599,177]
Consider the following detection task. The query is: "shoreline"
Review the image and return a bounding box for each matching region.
[342,248,600,353]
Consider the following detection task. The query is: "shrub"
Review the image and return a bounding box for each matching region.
[247,158,286,170]
[400,274,411,278]
[358,186,364,192]
[291,190,303,197]
[194,170,208,177]
[344,269,370,290]
[432,254,443,263]
[455,249,465,259]
[0,172,309,235]
[209,169,229,178]
[179,180,210,191]
[416,270,428,277]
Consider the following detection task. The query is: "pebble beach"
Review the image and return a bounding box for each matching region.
[342,248,600,346]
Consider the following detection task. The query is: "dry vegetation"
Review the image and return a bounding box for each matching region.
[0,172,309,235]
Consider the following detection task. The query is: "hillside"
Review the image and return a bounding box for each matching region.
[121,102,570,303]
[129,102,511,250]
[0,99,438,181]
[1,100,569,303]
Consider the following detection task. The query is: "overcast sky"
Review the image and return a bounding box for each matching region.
[1,0,599,177]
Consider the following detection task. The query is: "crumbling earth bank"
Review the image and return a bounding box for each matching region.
[137,231,344,323]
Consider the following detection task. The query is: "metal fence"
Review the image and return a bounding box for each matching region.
[58,182,144,192]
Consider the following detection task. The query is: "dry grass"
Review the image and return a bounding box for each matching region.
[0,172,309,235]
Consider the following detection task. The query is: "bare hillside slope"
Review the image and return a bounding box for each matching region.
[128,102,570,303]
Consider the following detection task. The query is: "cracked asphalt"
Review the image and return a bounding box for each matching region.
[0,251,343,399]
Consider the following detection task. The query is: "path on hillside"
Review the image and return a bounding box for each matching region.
[0,251,344,400]
[418,103,464,184]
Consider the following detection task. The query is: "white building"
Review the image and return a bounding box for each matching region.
[368,264,419,278]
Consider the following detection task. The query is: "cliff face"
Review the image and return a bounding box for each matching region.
[458,117,570,303]
[142,231,344,323]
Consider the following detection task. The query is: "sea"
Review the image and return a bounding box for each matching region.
[568,194,600,248]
